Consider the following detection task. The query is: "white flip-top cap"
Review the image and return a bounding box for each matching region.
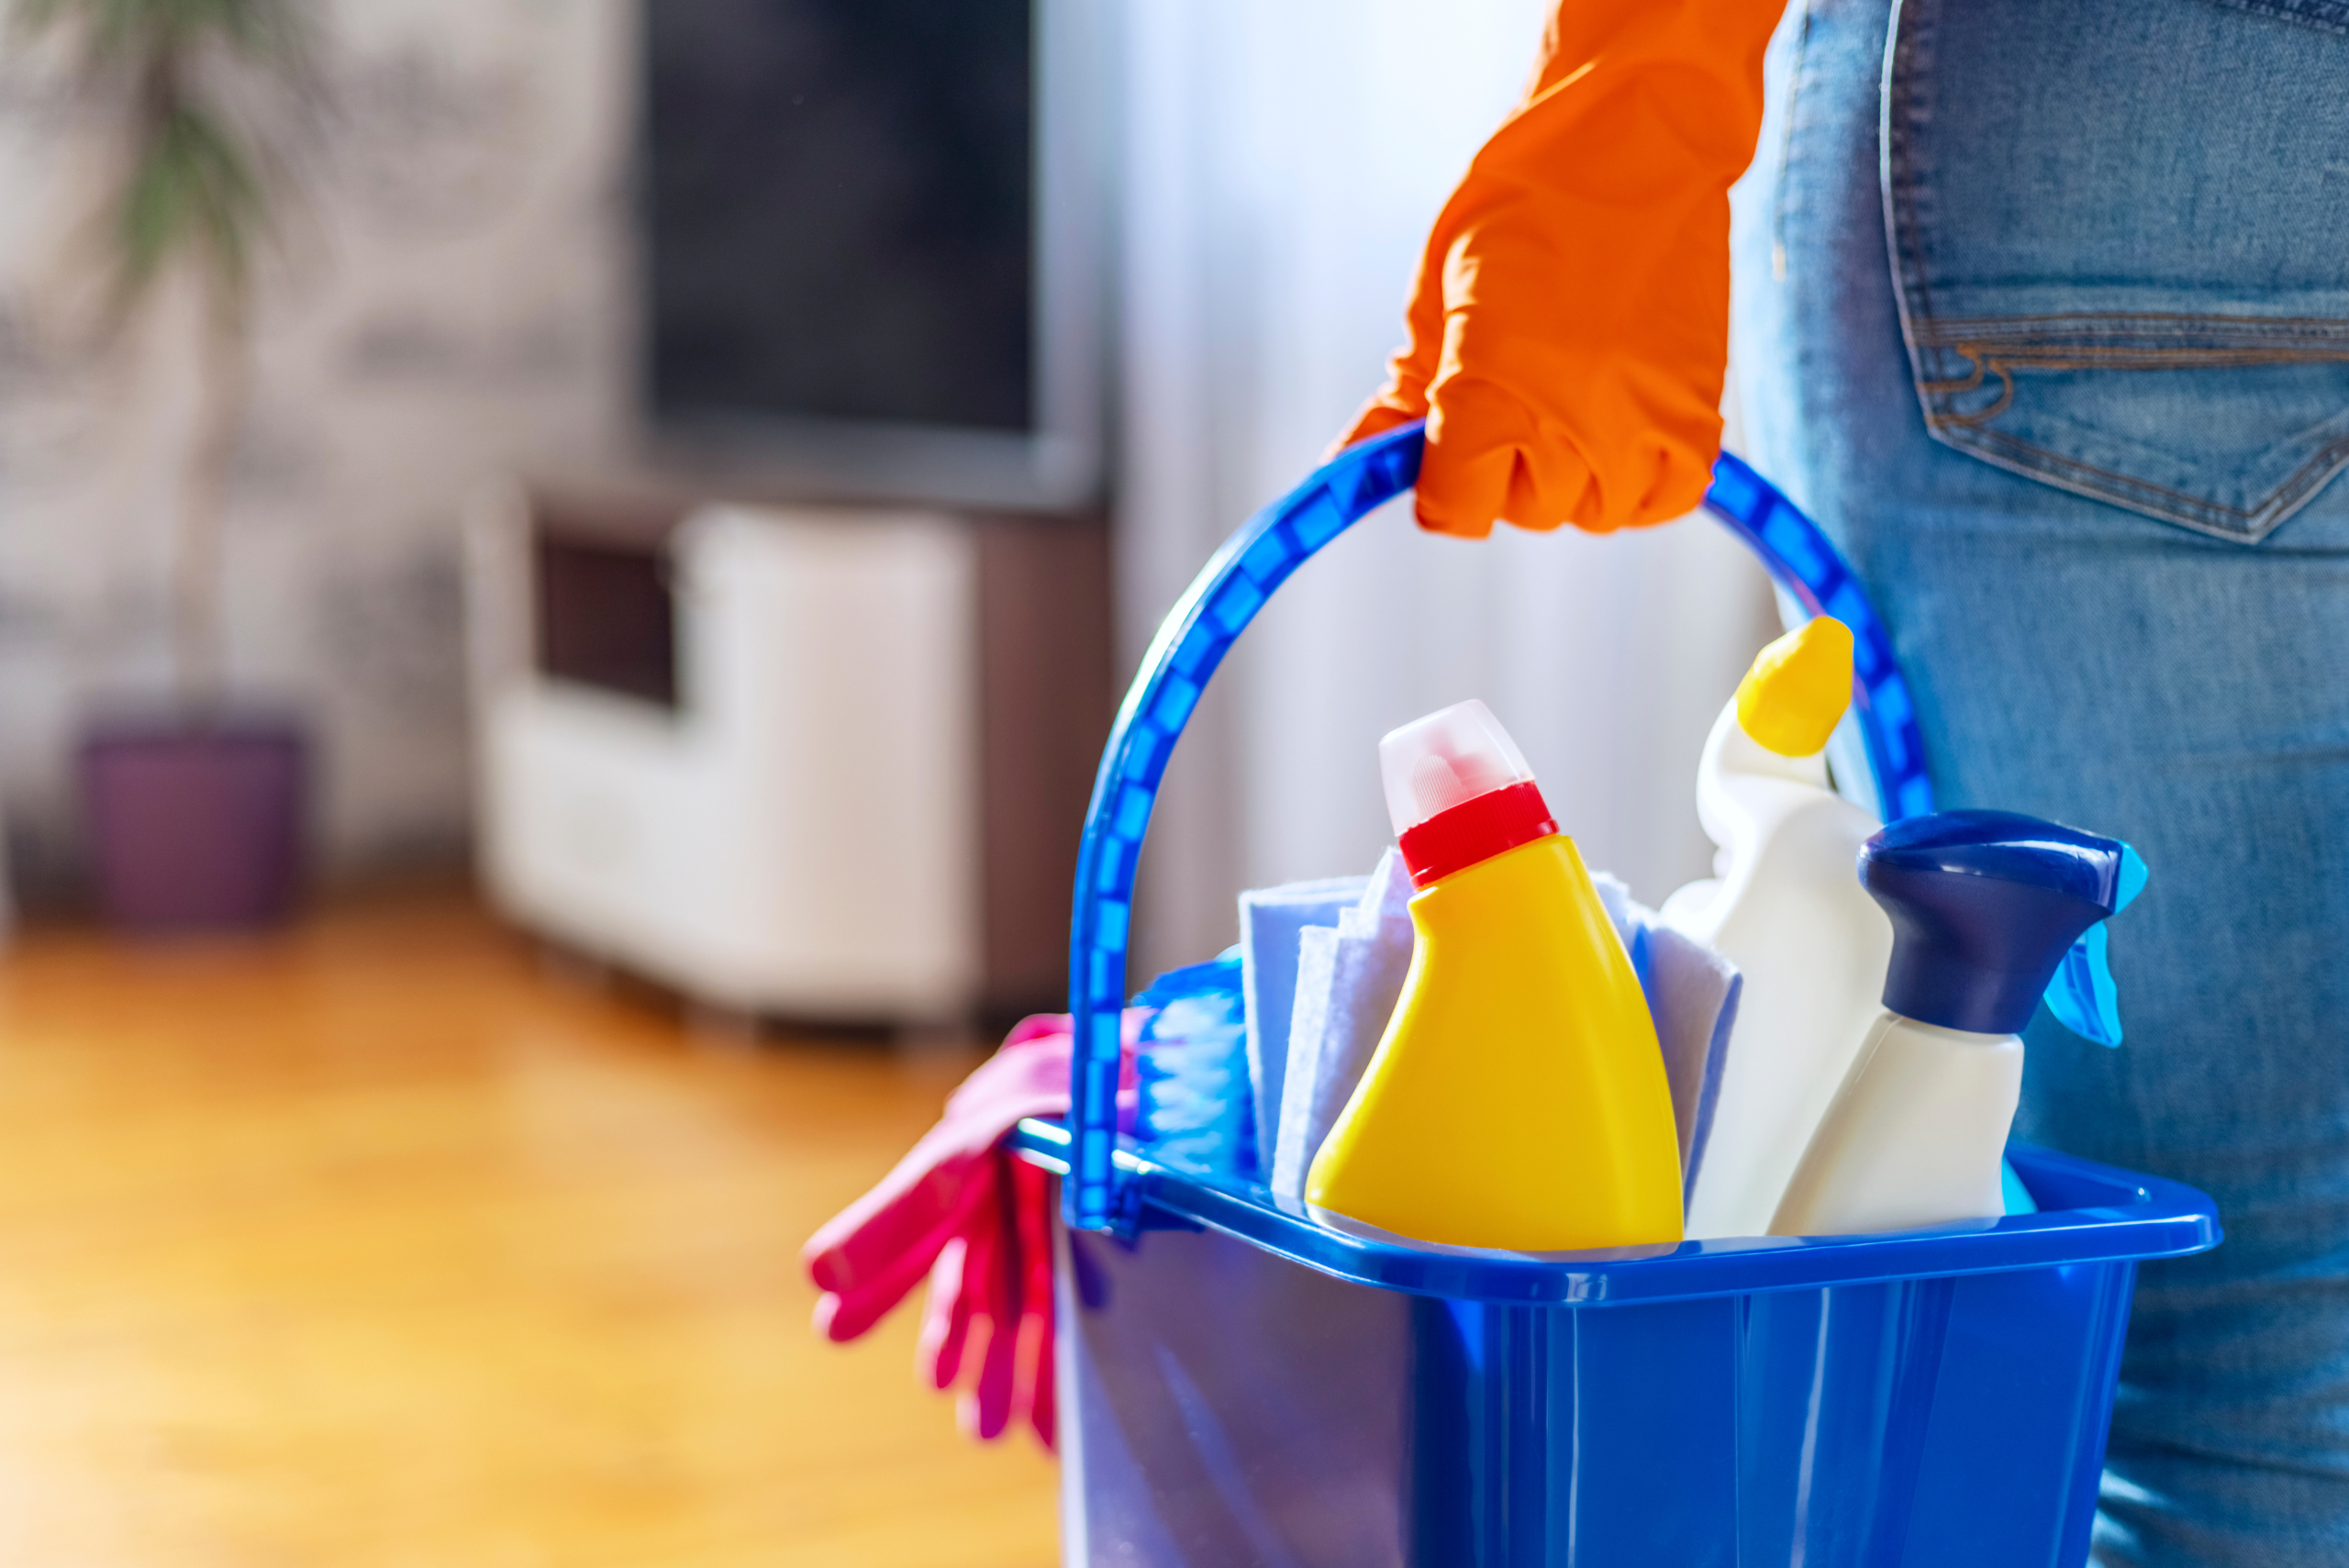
[1378,700,1536,838]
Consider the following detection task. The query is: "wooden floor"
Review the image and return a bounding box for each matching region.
[0,890,1059,1567]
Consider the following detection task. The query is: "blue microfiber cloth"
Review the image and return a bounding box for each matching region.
[1594,873,1742,1210]
[1238,876,1366,1174]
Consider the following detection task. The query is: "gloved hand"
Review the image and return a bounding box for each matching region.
[1341,0,1785,538]
[802,1012,1140,1451]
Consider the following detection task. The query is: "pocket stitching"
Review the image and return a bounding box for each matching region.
[1920,335,2349,435]
[1915,311,2349,345]
[1913,319,2349,518]
[1952,417,2349,531]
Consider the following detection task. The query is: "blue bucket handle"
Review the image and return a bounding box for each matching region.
[1062,420,1932,1232]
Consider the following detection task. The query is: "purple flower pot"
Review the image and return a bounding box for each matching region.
[79,719,309,932]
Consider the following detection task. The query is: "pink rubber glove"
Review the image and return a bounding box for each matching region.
[804,1012,1139,1450]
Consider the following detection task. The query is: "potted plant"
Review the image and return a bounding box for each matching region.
[17,0,316,930]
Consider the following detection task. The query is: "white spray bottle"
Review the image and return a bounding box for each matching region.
[1661,617,1892,1239]
[1772,810,2143,1236]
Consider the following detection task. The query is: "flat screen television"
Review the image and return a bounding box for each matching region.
[640,0,1106,511]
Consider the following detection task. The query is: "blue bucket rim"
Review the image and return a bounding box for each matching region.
[1018,1123,2219,1304]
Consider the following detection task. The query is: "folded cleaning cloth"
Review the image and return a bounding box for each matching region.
[1239,877,1367,1174]
[1271,849,1417,1202]
[1261,853,1742,1212]
[1594,872,1742,1207]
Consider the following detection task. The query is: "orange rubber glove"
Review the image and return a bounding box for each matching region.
[1342,0,1786,537]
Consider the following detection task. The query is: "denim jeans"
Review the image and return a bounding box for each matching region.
[1730,1,2349,1562]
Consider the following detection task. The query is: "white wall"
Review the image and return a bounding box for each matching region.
[0,0,632,892]
[1117,0,1781,977]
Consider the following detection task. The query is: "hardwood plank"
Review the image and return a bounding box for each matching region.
[0,892,1059,1567]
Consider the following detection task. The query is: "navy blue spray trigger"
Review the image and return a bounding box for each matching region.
[2042,842,2146,1047]
[1860,810,2131,1038]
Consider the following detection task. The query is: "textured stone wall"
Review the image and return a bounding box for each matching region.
[0,0,632,897]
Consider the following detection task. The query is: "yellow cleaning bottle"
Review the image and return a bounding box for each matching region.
[1305,701,1683,1251]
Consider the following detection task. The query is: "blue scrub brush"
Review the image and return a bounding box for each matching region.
[1132,952,1256,1180]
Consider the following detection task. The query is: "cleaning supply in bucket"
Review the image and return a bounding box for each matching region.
[1239,876,1368,1174]
[1131,954,1255,1179]
[1305,700,1683,1251]
[1269,850,1416,1202]
[1595,873,1743,1207]
[1771,810,2144,1238]
[1661,617,1894,1239]
[1263,856,1742,1211]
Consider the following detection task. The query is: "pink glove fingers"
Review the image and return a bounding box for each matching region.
[1028,1307,1057,1451]
[918,1235,975,1391]
[907,1239,963,1380]
[802,1010,1151,1447]
[809,1169,993,1341]
[803,1138,989,1296]
[805,1019,1080,1298]
[961,1156,1023,1441]
[1010,1159,1059,1451]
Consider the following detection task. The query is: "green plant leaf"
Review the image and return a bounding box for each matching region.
[117,103,262,298]
[11,0,311,308]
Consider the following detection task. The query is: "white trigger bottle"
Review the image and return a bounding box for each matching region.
[1771,812,2139,1236]
[1660,617,1893,1239]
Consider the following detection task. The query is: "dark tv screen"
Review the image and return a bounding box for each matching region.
[644,0,1035,435]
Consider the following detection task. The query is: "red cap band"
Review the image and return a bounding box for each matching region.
[1397,780,1558,887]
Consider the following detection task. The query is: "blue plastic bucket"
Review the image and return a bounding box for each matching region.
[1025,423,2221,1567]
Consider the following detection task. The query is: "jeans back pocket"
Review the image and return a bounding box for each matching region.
[1885,0,2349,541]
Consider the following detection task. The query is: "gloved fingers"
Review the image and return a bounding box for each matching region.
[1018,1306,1056,1453]
[1014,1167,1055,1351]
[808,1011,1081,1302]
[966,1153,1028,1442]
[1010,1162,1056,1432]
[815,1216,963,1343]
[1000,1160,1059,1451]
[1622,387,1720,524]
[960,1289,1021,1442]
[1026,1307,1057,1452]
[1568,401,1719,533]
[1628,435,1714,528]
[1332,393,1425,458]
[1412,443,1507,539]
[917,1234,974,1390]
[1411,372,1720,538]
[1419,365,1720,536]
[1414,373,1579,539]
[804,1146,990,1303]
[951,1211,1003,1377]
[1012,1161,1052,1279]
[956,1309,1018,1442]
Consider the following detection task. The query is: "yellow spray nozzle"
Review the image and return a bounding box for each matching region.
[1735,616,1854,758]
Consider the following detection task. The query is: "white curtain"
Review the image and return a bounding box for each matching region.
[1116,0,1780,977]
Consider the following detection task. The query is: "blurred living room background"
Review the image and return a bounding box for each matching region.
[0,0,1774,1562]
